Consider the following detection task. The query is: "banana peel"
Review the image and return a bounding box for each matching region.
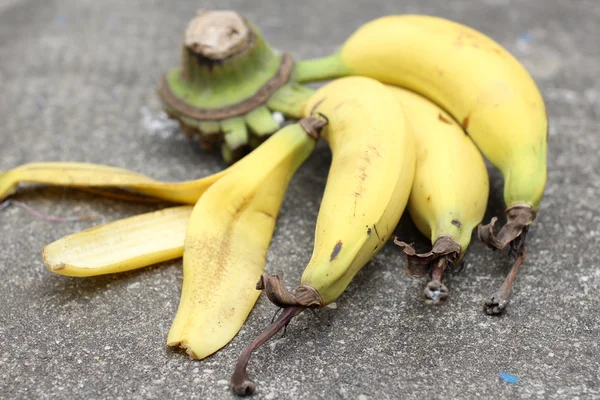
[0,162,230,204]
[167,121,317,360]
[43,206,192,277]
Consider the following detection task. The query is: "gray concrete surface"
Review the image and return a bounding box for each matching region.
[1,0,599,399]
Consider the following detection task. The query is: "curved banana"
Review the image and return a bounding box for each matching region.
[296,14,547,313]
[387,86,489,304]
[167,119,320,360]
[231,76,415,395]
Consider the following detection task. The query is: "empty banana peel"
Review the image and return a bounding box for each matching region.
[167,119,319,360]
[0,162,230,204]
[43,206,192,277]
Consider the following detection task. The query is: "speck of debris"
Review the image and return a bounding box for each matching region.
[499,372,519,384]
[272,111,285,125]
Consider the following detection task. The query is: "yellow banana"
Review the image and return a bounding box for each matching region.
[167,119,319,360]
[0,162,230,204]
[42,206,192,277]
[387,86,489,304]
[296,14,547,313]
[231,76,415,395]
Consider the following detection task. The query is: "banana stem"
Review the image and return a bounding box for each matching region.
[294,53,350,83]
[483,232,528,315]
[430,257,446,283]
[230,305,305,396]
[267,83,315,118]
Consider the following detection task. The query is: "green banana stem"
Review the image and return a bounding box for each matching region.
[267,83,315,118]
[244,106,280,138]
[294,52,350,83]
[221,117,249,164]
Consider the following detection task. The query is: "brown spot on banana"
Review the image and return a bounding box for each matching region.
[368,145,381,158]
[309,98,326,116]
[462,115,470,130]
[373,224,381,240]
[330,241,343,262]
[259,210,275,219]
[438,113,452,124]
[353,192,361,217]
[451,219,462,228]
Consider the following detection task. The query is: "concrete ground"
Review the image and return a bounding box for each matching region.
[1,0,598,399]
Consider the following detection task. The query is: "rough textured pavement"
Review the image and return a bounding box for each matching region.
[1,0,599,399]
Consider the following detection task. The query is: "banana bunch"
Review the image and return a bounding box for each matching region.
[296,14,547,315]
[0,10,548,398]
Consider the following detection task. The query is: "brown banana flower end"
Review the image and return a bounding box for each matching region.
[230,305,301,396]
[478,205,535,315]
[478,204,536,250]
[483,240,527,315]
[230,274,322,396]
[394,235,461,304]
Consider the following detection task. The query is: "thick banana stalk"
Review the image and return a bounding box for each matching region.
[388,86,489,304]
[0,162,231,204]
[43,206,192,277]
[167,119,320,360]
[231,76,415,396]
[159,10,313,163]
[296,14,547,313]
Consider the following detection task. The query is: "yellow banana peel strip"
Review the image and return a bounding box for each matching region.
[0,162,229,204]
[42,206,192,277]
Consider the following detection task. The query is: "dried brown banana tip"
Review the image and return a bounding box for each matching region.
[477,204,536,250]
[184,10,250,60]
[424,280,449,305]
[230,273,323,396]
[230,306,303,397]
[394,235,461,278]
[478,205,534,314]
[394,236,460,303]
[483,242,527,315]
